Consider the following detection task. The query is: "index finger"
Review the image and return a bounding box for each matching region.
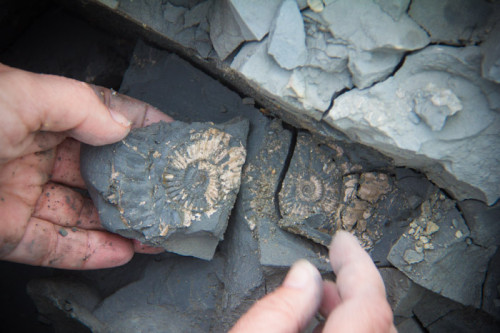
[322,231,395,332]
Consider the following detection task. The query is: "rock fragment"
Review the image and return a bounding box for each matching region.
[388,190,496,307]
[268,0,307,70]
[81,118,249,260]
[325,45,500,205]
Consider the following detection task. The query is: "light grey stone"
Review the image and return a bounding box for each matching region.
[409,0,500,45]
[208,0,245,59]
[388,191,496,307]
[231,38,291,100]
[303,12,349,73]
[183,0,212,28]
[228,0,282,41]
[481,22,500,84]
[320,0,429,52]
[284,66,352,112]
[325,45,500,205]
[163,2,187,24]
[307,0,325,13]
[268,0,307,70]
[96,0,119,9]
[374,0,410,21]
[379,268,426,318]
[347,49,402,89]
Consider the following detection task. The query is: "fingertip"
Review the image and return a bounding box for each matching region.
[85,232,134,269]
[283,259,322,290]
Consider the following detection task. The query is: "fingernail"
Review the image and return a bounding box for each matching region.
[283,259,321,289]
[109,109,132,127]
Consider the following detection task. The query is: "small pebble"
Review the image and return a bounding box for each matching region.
[455,230,463,238]
[59,228,68,237]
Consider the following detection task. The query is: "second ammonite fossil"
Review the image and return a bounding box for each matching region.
[80,118,249,260]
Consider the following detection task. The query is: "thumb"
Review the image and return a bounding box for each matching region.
[230,260,322,333]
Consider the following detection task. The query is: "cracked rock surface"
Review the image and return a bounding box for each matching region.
[81,119,248,260]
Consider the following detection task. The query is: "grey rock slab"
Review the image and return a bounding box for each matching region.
[80,118,249,260]
[232,37,345,120]
[482,248,500,320]
[325,45,500,205]
[379,268,426,318]
[284,66,353,112]
[388,191,496,307]
[374,0,410,21]
[208,0,245,60]
[427,308,500,333]
[458,200,500,248]
[120,40,258,124]
[228,0,281,41]
[481,22,500,84]
[268,0,307,70]
[93,255,225,332]
[396,318,425,333]
[243,121,331,270]
[277,132,345,247]
[409,0,500,45]
[303,13,349,73]
[347,49,402,89]
[320,0,429,52]
[413,289,463,328]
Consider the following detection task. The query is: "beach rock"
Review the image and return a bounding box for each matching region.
[347,50,402,89]
[208,0,244,60]
[268,0,307,70]
[388,190,496,307]
[481,22,500,84]
[80,118,248,260]
[325,45,500,205]
[409,0,500,45]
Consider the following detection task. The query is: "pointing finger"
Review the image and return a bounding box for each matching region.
[230,260,322,333]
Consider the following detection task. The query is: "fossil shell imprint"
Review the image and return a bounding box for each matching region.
[80,118,249,259]
[278,133,345,245]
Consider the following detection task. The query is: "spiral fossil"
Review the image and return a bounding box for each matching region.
[80,118,249,259]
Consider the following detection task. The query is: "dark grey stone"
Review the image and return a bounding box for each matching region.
[388,190,496,307]
[413,289,463,328]
[278,133,345,247]
[482,248,500,320]
[427,308,500,333]
[379,268,425,318]
[241,122,331,270]
[93,255,225,332]
[458,200,500,248]
[81,118,249,260]
[396,318,425,333]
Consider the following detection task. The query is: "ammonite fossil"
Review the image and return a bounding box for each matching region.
[278,133,344,246]
[80,118,249,260]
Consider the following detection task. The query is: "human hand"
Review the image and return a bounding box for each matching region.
[0,63,172,269]
[231,231,396,333]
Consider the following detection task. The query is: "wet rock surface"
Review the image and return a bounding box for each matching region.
[81,119,248,260]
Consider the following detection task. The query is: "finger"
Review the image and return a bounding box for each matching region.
[319,280,342,317]
[2,217,134,269]
[322,231,394,332]
[133,239,165,254]
[51,138,86,188]
[230,260,322,333]
[0,64,130,148]
[33,182,104,230]
[90,85,174,128]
